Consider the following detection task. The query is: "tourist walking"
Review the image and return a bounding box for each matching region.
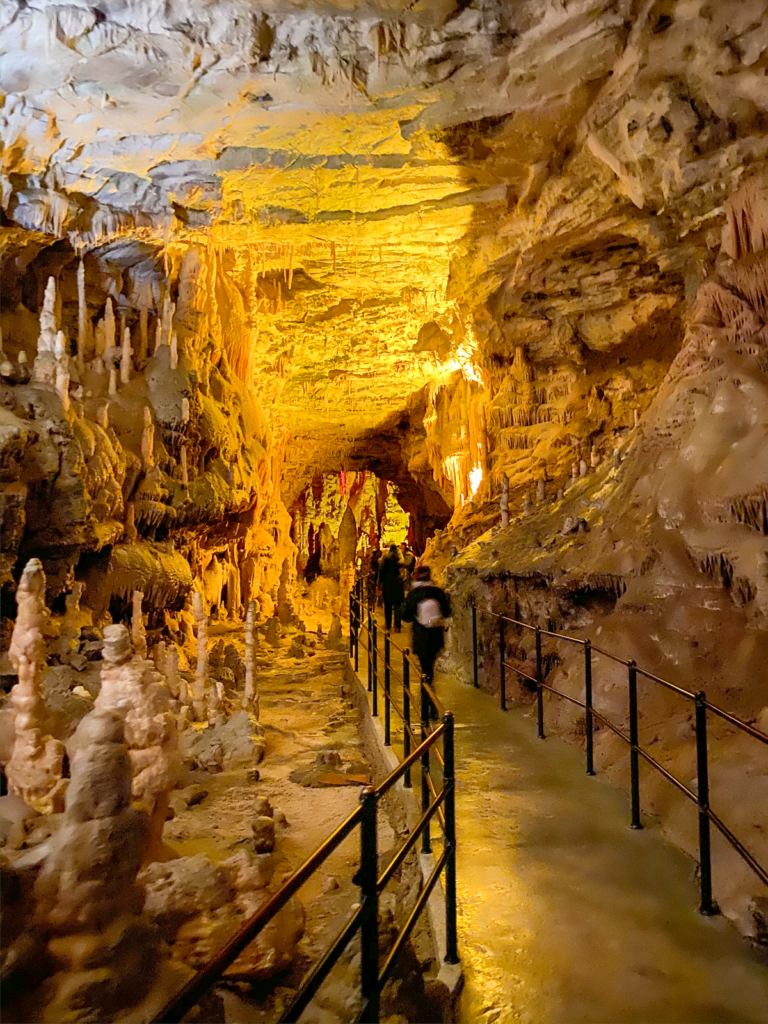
[378,545,405,631]
[401,565,451,701]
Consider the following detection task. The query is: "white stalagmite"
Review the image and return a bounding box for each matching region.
[32,276,58,385]
[181,397,190,423]
[170,331,178,369]
[6,559,67,813]
[154,321,163,353]
[55,356,70,412]
[108,366,117,396]
[121,326,132,384]
[131,590,147,659]
[77,259,90,360]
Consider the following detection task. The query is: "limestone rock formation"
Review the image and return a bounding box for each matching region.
[6,559,67,814]
[95,624,179,859]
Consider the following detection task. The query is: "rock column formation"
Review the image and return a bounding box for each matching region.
[6,559,67,814]
[95,624,178,861]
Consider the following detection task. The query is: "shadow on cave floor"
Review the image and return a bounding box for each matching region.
[356,624,768,1024]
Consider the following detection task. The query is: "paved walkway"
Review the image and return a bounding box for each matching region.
[436,668,768,1024]
[355,617,768,1024]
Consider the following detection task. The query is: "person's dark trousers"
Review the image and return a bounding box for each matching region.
[384,600,402,631]
[418,656,439,721]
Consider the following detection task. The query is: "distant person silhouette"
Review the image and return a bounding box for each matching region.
[378,545,405,631]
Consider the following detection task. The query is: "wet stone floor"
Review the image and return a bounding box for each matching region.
[431,669,768,1024]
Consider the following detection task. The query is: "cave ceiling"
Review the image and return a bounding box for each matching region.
[3,0,768,502]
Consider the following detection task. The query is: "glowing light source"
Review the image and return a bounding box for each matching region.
[469,465,483,498]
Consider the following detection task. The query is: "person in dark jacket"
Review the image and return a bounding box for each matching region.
[378,545,405,631]
[401,565,451,690]
[368,548,381,606]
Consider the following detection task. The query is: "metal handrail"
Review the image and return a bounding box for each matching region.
[154,595,459,1024]
[475,600,768,914]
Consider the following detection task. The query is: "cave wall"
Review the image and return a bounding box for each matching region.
[0,234,296,626]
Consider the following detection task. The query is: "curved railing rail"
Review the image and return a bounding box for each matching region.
[152,588,458,1024]
[474,602,768,915]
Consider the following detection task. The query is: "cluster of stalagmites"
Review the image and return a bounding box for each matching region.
[0,558,305,1024]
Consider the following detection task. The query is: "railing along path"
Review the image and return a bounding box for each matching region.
[153,578,458,1024]
[473,600,768,916]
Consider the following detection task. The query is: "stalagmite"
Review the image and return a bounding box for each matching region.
[139,303,148,361]
[132,590,147,659]
[54,335,70,412]
[180,444,189,486]
[121,325,132,384]
[6,558,67,813]
[170,331,178,369]
[633,408,640,427]
[77,258,90,360]
[500,474,509,527]
[154,321,163,354]
[109,366,117,396]
[97,401,109,429]
[181,397,190,423]
[141,406,155,468]
[536,478,546,503]
[105,296,116,353]
[523,492,532,513]
[95,623,178,860]
[32,276,58,386]
[245,599,258,713]
[579,459,588,477]
[31,708,167,1024]
[192,591,209,720]
[590,445,600,468]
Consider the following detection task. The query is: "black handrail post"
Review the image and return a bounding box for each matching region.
[499,617,507,711]
[471,600,479,688]
[367,605,373,692]
[584,640,595,776]
[371,619,379,718]
[535,626,545,739]
[403,651,412,788]
[349,592,354,659]
[695,691,719,916]
[420,677,432,854]
[443,711,460,965]
[359,786,379,1024]
[628,660,643,830]
[354,591,360,673]
[384,632,391,746]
